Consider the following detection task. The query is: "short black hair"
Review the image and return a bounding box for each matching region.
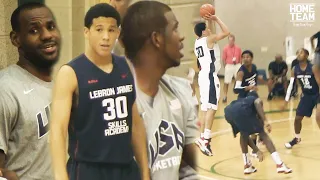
[194,22,206,37]
[11,2,47,32]
[85,3,121,28]
[300,48,309,56]
[120,1,171,62]
[242,50,254,58]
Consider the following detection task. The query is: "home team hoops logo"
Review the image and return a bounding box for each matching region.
[290,3,315,27]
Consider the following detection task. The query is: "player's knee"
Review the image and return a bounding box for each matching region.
[294,116,303,122]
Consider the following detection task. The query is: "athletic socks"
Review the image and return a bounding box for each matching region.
[204,129,211,139]
[271,152,283,165]
[242,153,251,165]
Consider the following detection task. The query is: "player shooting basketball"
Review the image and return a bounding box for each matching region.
[193,5,230,156]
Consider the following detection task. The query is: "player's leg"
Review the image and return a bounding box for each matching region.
[259,131,292,173]
[282,76,288,93]
[316,100,320,129]
[285,95,316,148]
[196,73,220,156]
[239,132,258,174]
[223,64,233,103]
[195,73,209,151]
[267,78,275,100]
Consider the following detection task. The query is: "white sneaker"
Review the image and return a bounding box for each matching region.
[244,164,257,174]
[277,163,292,174]
[195,137,213,156]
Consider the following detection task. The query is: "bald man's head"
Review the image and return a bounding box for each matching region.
[105,0,132,20]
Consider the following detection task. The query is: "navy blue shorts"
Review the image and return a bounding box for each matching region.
[225,103,263,137]
[67,158,141,180]
[296,94,318,117]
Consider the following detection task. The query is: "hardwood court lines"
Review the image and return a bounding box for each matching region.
[197,113,320,180]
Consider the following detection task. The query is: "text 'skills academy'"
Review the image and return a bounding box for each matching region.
[88,84,134,137]
[290,3,315,27]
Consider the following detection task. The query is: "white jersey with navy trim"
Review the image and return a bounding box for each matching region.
[194,37,221,73]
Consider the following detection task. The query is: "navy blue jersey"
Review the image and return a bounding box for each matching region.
[67,54,135,164]
[294,62,319,95]
[237,64,258,98]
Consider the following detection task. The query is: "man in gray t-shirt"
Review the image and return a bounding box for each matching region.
[121,1,199,179]
[0,3,61,180]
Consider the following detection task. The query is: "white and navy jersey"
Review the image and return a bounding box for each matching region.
[135,75,198,180]
[67,54,136,164]
[194,37,221,73]
[236,64,258,98]
[0,65,53,180]
[294,62,319,95]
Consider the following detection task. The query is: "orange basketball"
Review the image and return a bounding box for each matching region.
[200,4,215,17]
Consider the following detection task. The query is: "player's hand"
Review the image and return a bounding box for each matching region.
[203,14,218,21]
[0,168,19,180]
[265,123,272,133]
[256,150,264,162]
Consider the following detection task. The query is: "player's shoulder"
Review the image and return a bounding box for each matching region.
[251,64,258,71]
[162,74,190,90]
[239,64,245,71]
[161,75,194,101]
[112,54,128,66]
[0,65,22,96]
[68,53,87,66]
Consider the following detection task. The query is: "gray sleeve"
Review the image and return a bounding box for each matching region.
[184,104,198,145]
[0,88,18,154]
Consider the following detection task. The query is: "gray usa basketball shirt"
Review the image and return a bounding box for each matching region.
[0,65,53,180]
[135,74,199,180]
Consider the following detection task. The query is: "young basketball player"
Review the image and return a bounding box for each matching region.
[234,50,260,99]
[283,48,319,149]
[234,50,266,154]
[225,91,292,174]
[50,4,149,180]
[120,1,199,179]
[0,3,61,179]
[193,14,230,156]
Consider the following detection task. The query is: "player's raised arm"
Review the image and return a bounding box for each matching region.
[50,65,77,180]
[131,102,150,180]
[310,31,320,51]
[204,15,230,45]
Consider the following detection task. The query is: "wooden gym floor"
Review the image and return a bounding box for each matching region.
[195,78,320,180]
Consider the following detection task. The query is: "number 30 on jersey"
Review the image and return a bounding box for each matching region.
[102,96,128,121]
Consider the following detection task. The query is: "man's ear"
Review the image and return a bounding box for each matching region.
[150,31,164,49]
[10,31,20,47]
[84,27,89,39]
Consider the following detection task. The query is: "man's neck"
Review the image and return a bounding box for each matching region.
[85,49,112,66]
[229,44,235,47]
[17,56,52,82]
[134,60,166,97]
